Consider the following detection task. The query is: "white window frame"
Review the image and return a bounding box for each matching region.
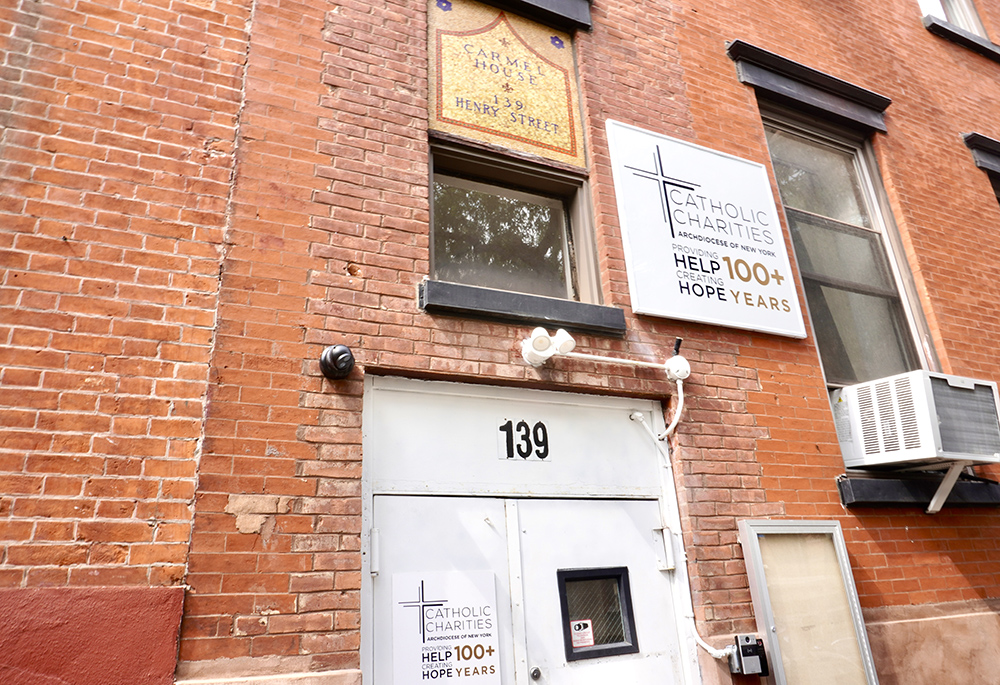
[919,0,988,37]
[762,112,935,387]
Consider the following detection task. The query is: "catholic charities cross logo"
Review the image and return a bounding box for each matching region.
[624,144,700,239]
[398,580,447,644]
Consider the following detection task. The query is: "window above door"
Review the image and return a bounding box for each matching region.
[421,141,625,335]
[432,174,574,300]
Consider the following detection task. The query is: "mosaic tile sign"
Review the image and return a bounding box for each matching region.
[429,0,585,168]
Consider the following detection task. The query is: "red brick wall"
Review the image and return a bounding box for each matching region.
[672,0,1000,621]
[178,0,386,669]
[7,0,1000,679]
[0,0,249,586]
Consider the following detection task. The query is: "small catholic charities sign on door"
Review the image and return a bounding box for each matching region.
[606,120,806,338]
[393,571,502,684]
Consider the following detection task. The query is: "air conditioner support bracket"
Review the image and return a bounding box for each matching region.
[926,460,973,514]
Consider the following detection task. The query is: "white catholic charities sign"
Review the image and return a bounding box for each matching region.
[606,120,806,338]
[393,571,502,684]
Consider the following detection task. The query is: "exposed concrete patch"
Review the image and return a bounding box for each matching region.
[864,600,1000,685]
[0,587,184,685]
[224,495,292,534]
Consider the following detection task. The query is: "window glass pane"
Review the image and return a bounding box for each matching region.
[757,533,869,685]
[805,281,918,385]
[564,577,626,646]
[765,129,871,229]
[765,125,921,386]
[433,176,570,299]
[788,211,895,290]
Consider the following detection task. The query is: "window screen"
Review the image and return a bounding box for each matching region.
[557,567,639,661]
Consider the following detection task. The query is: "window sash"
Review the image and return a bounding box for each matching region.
[785,208,899,298]
[801,279,920,386]
[431,174,575,300]
[764,123,923,386]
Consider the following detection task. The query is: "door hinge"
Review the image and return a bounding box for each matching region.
[653,527,676,571]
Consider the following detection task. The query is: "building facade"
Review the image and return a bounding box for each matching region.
[4,0,1000,683]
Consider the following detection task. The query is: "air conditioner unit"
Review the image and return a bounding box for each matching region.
[831,370,1000,469]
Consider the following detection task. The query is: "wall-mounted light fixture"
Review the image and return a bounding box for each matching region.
[521,327,577,366]
[520,328,691,439]
[320,344,355,380]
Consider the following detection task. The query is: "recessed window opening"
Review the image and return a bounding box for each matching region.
[557,567,639,661]
[763,120,923,387]
[432,174,575,299]
[428,140,602,309]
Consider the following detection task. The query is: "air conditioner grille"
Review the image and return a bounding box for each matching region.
[875,381,900,452]
[895,376,921,450]
[930,377,1000,456]
[857,386,880,456]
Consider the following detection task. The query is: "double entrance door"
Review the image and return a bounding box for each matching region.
[372,495,685,685]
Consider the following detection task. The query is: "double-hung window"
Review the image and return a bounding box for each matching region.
[763,121,922,386]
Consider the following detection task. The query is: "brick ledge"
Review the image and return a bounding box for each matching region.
[175,669,361,685]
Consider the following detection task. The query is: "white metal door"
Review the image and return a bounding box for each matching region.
[515,498,682,684]
[372,496,516,684]
[372,496,683,684]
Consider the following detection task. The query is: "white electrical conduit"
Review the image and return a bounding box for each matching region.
[520,330,733,664]
[630,409,737,665]
[561,350,672,371]
[660,379,684,440]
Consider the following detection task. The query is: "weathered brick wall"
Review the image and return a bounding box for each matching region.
[673,0,1000,618]
[0,0,248,587]
[7,0,1000,680]
[178,0,759,674]
[178,0,423,672]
